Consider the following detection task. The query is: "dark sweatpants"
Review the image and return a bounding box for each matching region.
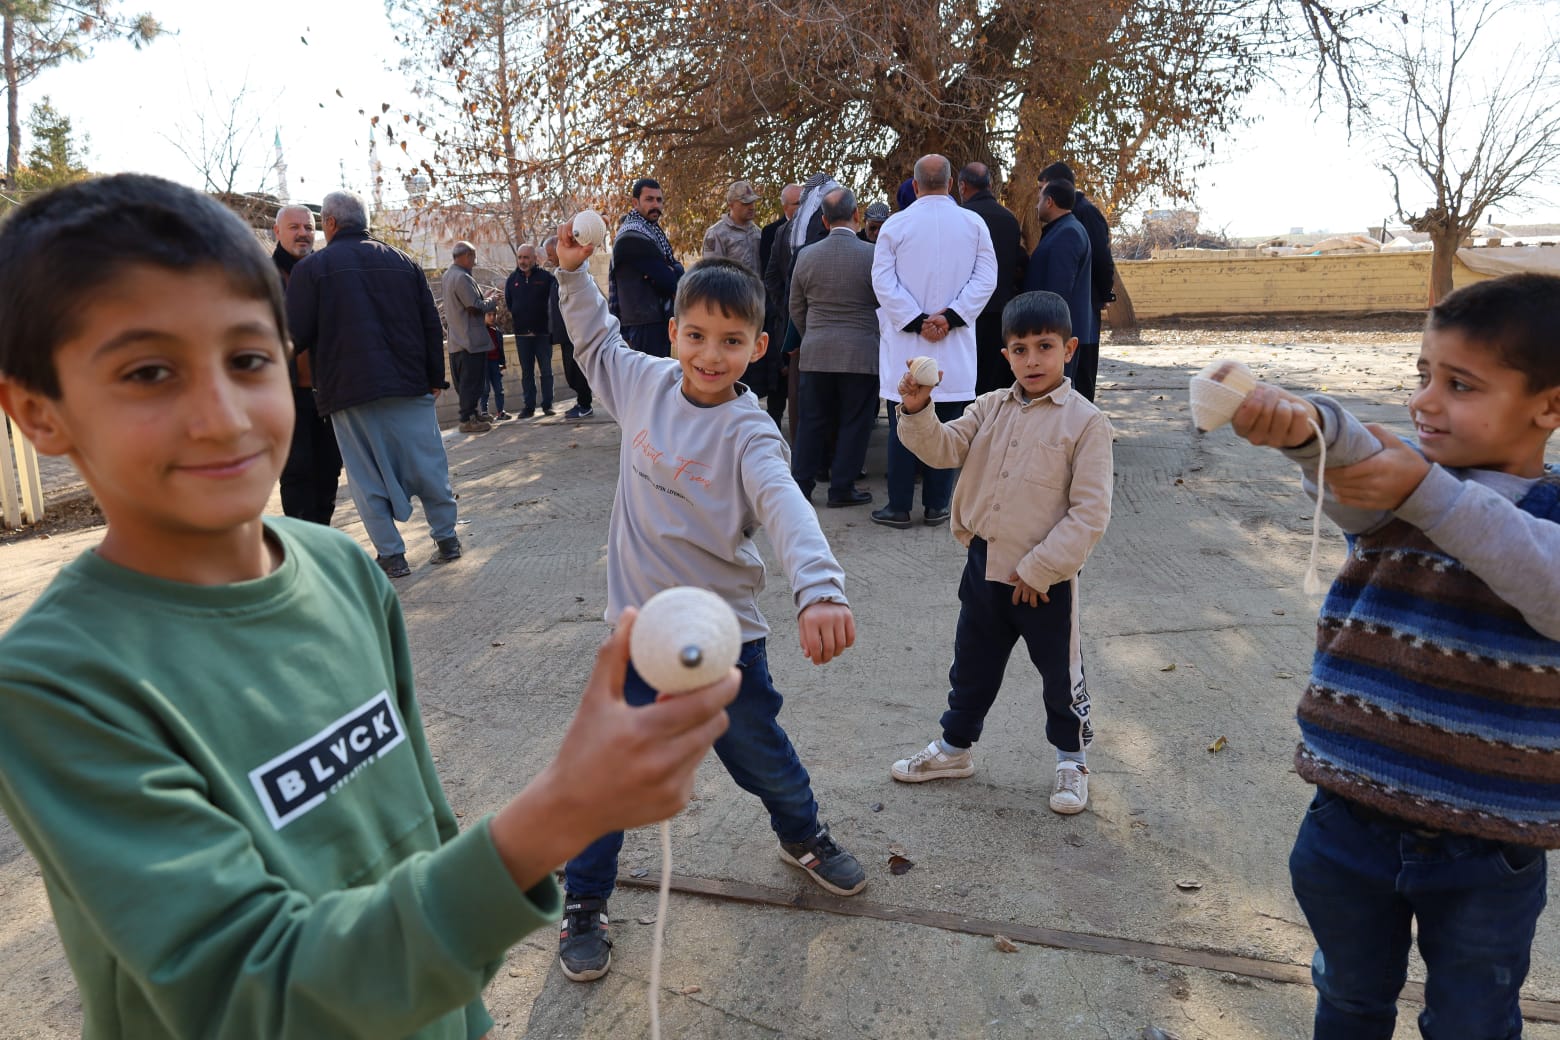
[940,537,1093,754]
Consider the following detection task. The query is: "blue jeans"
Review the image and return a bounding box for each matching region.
[563,639,821,899]
[478,358,505,414]
[1289,787,1547,1040]
[515,333,553,410]
[886,399,967,514]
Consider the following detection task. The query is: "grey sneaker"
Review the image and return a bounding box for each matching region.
[429,536,462,565]
[779,824,866,896]
[891,740,974,783]
[558,895,612,982]
[374,553,410,579]
[1049,762,1089,814]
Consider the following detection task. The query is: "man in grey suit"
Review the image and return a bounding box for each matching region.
[789,187,878,507]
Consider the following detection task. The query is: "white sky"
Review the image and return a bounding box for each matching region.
[25,0,1560,237]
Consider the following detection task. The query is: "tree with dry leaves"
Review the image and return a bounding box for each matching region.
[1372,0,1560,303]
[1,0,160,181]
[537,0,1373,248]
[385,0,597,256]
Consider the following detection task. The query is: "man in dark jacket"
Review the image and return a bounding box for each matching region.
[1022,181,1094,369]
[543,234,593,419]
[754,182,800,425]
[958,162,1028,394]
[504,242,556,416]
[1038,162,1114,400]
[609,177,683,357]
[285,189,459,580]
[272,204,342,525]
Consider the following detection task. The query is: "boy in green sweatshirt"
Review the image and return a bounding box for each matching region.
[0,174,737,1040]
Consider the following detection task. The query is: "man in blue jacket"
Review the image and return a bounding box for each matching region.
[285,189,460,580]
[1022,182,1093,373]
[1038,163,1114,400]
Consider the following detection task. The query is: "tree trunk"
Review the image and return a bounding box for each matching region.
[4,8,19,181]
[1428,230,1460,305]
[1105,270,1137,332]
[494,6,525,250]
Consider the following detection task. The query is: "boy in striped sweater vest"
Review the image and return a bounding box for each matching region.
[1232,273,1560,1040]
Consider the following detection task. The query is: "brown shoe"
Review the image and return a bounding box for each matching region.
[458,419,492,434]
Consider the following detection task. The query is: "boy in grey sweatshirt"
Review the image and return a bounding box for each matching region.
[551,236,866,983]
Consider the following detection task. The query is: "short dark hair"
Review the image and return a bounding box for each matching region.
[1002,290,1072,342]
[958,163,991,191]
[675,257,765,331]
[1038,161,1075,185]
[631,177,662,198]
[821,188,856,226]
[0,174,286,398]
[1041,181,1076,211]
[1427,273,1560,393]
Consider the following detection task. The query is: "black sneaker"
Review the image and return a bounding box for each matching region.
[519,407,536,419]
[541,404,555,416]
[375,553,410,579]
[924,508,951,526]
[559,895,612,981]
[779,824,867,896]
[565,404,594,419]
[429,536,462,565]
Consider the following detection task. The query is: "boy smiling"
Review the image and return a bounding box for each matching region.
[551,233,866,984]
[0,175,737,1039]
[1231,273,1560,1039]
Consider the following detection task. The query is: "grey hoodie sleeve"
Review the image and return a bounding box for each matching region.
[1283,394,1560,638]
[738,425,848,614]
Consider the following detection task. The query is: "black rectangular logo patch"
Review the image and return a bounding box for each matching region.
[248,691,407,830]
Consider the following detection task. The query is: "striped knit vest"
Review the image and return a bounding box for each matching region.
[1295,475,1560,846]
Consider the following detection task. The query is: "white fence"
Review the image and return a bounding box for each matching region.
[1,415,44,528]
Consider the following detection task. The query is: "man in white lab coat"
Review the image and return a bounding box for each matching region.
[870,153,997,528]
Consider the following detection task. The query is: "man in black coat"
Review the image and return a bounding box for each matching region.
[1038,161,1115,401]
[958,162,1028,395]
[754,182,801,425]
[272,204,342,525]
[609,177,683,357]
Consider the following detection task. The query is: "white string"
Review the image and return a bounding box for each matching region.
[649,819,672,1040]
[1303,416,1327,596]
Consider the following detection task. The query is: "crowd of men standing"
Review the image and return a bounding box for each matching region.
[267,153,1113,571]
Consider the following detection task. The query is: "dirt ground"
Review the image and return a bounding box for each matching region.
[3,321,1559,1040]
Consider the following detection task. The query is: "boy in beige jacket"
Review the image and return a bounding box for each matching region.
[889,291,1114,813]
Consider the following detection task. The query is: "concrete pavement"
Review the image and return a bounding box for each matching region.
[3,333,1558,1040]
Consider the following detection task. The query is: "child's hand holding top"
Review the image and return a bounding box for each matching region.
[555,220,595,273]
[897,359,939,415]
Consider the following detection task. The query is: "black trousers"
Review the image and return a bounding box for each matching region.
[940,538,1092,753]
[623,322,671,358]
[790,371,878,500]
[974,307,1011,396]
[1066,341,1099,402]
[453,350,488,420]
[560,340,592,409]
[280,387,342,524]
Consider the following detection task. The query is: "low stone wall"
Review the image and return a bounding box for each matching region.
[1115,250,1491,319]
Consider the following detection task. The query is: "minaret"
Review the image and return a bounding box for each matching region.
[273,130,290,203]
[369,125,384,215]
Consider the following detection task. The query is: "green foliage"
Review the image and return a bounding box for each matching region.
[15,96,87,188]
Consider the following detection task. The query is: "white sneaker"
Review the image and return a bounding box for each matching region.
[1050,762,1089,814]
[891,740,974,783]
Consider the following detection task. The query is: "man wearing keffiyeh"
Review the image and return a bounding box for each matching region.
[609,177,685,357]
